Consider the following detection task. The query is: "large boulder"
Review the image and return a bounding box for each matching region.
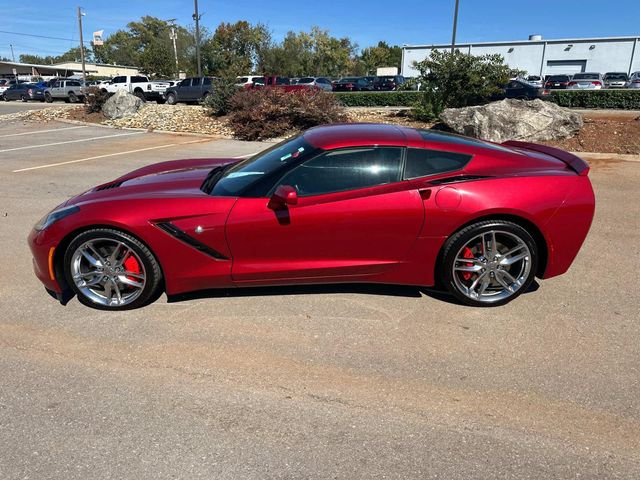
[102,89,143,120]
[440,99,583,143]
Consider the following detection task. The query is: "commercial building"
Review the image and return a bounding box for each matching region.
[401,35,640,78]
[0,60,139,79]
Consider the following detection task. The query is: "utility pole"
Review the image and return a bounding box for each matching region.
[451,0,460,53]
[77,7,87,81]
[166,19,179,79]
[10,44,15,62]
[193,0,202,77]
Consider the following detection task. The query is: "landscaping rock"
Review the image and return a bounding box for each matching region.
[102,90,143,120]
[440,99,583,143]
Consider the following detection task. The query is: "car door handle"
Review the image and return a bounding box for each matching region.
[418,188,431,200]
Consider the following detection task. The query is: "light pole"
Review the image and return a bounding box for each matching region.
[166,19,180,79]
[77,6,87,81]
[451,0,460,53]
[10,43,15,62]
[193,0,202,77]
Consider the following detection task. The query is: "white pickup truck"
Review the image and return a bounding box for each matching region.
[102,75,170,103]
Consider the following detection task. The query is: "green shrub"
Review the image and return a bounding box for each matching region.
[333,91,422,107]
[203,77,240,116]
[547,89,640,109]
[229,89,348,141]
[83,86,110,114]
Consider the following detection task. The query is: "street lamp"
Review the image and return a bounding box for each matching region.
[77,7,87,81]
[451,0,460,53]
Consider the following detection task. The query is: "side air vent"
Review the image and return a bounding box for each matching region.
[429,175,491,185]
[155,222,229,260]
[95,181,123,191]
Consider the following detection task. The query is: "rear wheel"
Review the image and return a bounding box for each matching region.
[68,92,78,103]
[441,220,538,307]
[20,94,27,102]
[133,90,146,102]
[44,92,53,103]
[166,93,177,105]
[63,228,163,310]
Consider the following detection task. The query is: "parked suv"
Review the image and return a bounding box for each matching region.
[1,83,45,102]
[295,77,333,92]
[44,79,85,103]
[544,75,572,90]
[164,77,214,104]
[103,75,170,102]
[374,75,405,90]
[603,72,629,88]
[628,71,640,89]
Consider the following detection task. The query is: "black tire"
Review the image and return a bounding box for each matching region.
[133,90,146,102]
[440,220,538,307]
[166,93,177,105]
[20,94,27,102]
[2,94,8,102]
[63,228,163,311]
[68,92,78,103]
[44,92,53,103]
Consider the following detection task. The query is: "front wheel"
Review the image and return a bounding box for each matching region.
[165,93,177,105]
[133,90,146,102]
[440,220,538,307]
[63,228,163,310]
[68,92,78,103]
[44,93,53,103]
[20,94,27,102]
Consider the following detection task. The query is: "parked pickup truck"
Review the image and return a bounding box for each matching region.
[247,76,320,92]
[44,79,85,103]
[163,77,214,105]
[102,75,170,102]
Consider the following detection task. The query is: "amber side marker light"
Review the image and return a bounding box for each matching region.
[48,247,56,281]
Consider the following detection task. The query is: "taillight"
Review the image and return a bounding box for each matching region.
[542,89,550,95]
[568,81,577,86]
[28,89,33,94]
[632,79,640,84]
[591,81,602,86]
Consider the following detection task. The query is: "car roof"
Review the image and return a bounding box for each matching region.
[304,123,408,149]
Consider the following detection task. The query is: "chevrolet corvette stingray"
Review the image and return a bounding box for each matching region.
[28,124,595,310]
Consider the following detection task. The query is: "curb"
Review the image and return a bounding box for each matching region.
[53,118,226,139]
[574,151,640,163]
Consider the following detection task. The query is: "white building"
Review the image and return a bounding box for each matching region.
[402,35,640,78]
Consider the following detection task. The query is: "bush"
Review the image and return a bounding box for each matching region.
[229,89,348,141]
[333,91,422,107]
[203,77,240,116]
[83,86,110,114]
[547,89,640,109]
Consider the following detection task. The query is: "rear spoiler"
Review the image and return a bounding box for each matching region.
[502,140,590,176]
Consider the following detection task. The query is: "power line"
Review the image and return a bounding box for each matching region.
[0,30,91,44]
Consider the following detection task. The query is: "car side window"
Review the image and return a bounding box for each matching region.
[112,76,125,84]
[203,77,212,86]
[277,147,403,197]
[507,81,521,88]
[404,148,472,179]
[180,79,191,87]
[192,77,202,86]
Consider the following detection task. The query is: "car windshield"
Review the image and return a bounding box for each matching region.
[339,78,358,82]
[605,73,628,80]
[298,77,315,83]
[548,75,569,81]
[378,76,395,81]
[209,135,318,196]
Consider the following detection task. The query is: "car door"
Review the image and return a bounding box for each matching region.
[176,78,191,100]
[506,80,525,98]
[225,146,425,283]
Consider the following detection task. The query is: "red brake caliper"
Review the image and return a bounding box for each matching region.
[461,246,475,281]
[123,254,141,283]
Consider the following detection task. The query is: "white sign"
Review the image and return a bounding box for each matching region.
[93,30,104,46]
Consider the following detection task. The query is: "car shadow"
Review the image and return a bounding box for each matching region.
[166,280,540,307]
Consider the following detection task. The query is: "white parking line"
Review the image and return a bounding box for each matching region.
[0,125,89,138]
[0,131,143,153]
[13,139,209,172]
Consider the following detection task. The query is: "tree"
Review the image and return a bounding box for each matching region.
[411,50,513,120]
[358,41,402,75]
[201,21,271,76]
[20,47,92,65]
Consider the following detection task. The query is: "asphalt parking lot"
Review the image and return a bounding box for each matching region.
[1,111,639,479]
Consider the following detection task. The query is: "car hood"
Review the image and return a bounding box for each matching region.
[67,157,239,205]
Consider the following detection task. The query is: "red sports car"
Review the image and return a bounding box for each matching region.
[28,124,595,310]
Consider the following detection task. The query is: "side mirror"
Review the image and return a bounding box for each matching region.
[270,185,298,207]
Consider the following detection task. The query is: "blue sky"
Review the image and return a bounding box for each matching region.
[1,0,638,60]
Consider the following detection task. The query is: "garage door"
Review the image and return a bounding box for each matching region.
[545,60,587,75]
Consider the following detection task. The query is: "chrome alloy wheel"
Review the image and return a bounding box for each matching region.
[452,230,532,304]
[70,238,146,307]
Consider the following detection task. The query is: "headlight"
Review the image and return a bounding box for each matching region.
[34,205,80,231]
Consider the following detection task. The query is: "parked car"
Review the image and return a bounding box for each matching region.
[504,80,548,100]
[567,73,604,90]
[103,75,170,102]
[236,75,264,87]
[248,76,320,92]
[363,76,378,89]
[526,75,543,87]
[544,75,572,90]
[28,123,595,310]
[628,71,640,89]
[1,83,45,102]
[603,72,629,88]
[0,79,26,95]
[332,77,371,91]
[374,75,405,90]
[295,77,333,92]
[164,77,214,105]
[44,79,86,103]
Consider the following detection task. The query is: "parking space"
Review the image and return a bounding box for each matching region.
[1,118,639,478]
